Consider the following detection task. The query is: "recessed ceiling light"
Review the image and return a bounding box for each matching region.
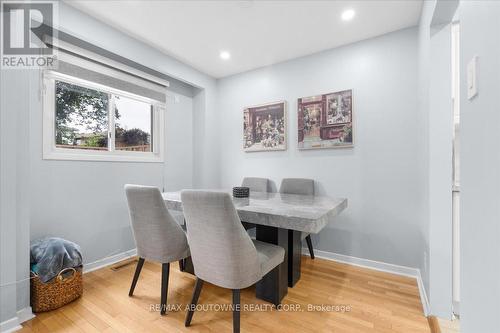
[220,51,231,60]
[341,9,355,21]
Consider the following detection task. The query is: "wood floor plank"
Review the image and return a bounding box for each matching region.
[22,256,431,332]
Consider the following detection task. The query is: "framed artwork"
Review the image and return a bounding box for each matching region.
[243,101,287,152]
[298,89,353,149]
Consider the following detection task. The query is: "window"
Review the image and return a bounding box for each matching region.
[43,71,165,162]
[114,96,153,152]
[55,81,109,151]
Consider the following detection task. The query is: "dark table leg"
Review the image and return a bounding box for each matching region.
[255,225,288,305]
[241,221,256,230]
[183,256,195,275]
[181,218,196,275]
[288,230,302,287]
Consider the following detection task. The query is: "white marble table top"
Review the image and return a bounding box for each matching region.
[162,190,347,234]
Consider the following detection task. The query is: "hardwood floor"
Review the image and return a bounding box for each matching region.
[20,256,431,333]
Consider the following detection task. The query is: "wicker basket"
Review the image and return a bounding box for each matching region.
[31,267,83,313]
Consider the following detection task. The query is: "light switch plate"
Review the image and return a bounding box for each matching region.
[467,55,478,100]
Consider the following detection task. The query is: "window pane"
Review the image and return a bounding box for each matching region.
[114,96,152,152]
[55,81,109,150]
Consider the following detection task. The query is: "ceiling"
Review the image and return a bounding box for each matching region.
[67,0,423,79]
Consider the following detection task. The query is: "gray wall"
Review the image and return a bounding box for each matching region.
[459,1,500,332]
[216,28,428,274]
[0,70,32,323]
[28,81,192,265]
[165,94,194,191]
[1,2,219,324]
[416,0,458,318]
[55,2,220,189]
[428,21,454,319]
[27,3,219,266]
[421,0,459,319]
[416,0,435,303]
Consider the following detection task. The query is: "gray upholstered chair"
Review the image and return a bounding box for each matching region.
[241,177,269,192]
[240,177,269,230]
[124,184,190,315]
[279,178,315,259]
[181,190,285,333]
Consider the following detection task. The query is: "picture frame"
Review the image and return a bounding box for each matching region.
[297,89,353,149]
[243,101,287,152]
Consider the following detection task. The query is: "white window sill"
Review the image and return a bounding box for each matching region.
[43,149,164,163]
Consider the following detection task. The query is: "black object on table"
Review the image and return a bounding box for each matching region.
[233,187,250,198]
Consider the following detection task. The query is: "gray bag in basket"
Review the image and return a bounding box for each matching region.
[30,237,82,283]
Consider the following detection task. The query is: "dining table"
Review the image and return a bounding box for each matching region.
[162,190,347,305]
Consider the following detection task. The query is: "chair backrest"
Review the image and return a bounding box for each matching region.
[181,190,262,289]
[124,184,189,263]
[241,177,269,192]
[279,178,315,195]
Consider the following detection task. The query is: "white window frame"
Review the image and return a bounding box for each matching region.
[42,71,165,163]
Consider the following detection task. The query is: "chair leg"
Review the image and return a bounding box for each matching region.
[128,257,145,296]
[305,235,315,259]
[160,263,170,315]
[232,289,240,333]
[185,278,204,327]
[178,259,185,272]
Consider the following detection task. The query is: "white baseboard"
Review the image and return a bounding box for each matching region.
[0,317,21,333]
[15,307,34,325]
[0,307,34,333]
[415,270,430,316]
[302,248,430,316]
[83,248,137,274]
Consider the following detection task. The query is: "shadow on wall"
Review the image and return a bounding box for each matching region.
[246,178,433,273]
[268,179,278,193]
[296,147,356,159]
[254,178,347,197]
[310,221,426,272]
[80,223,135,266]
[314,182,329,196]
